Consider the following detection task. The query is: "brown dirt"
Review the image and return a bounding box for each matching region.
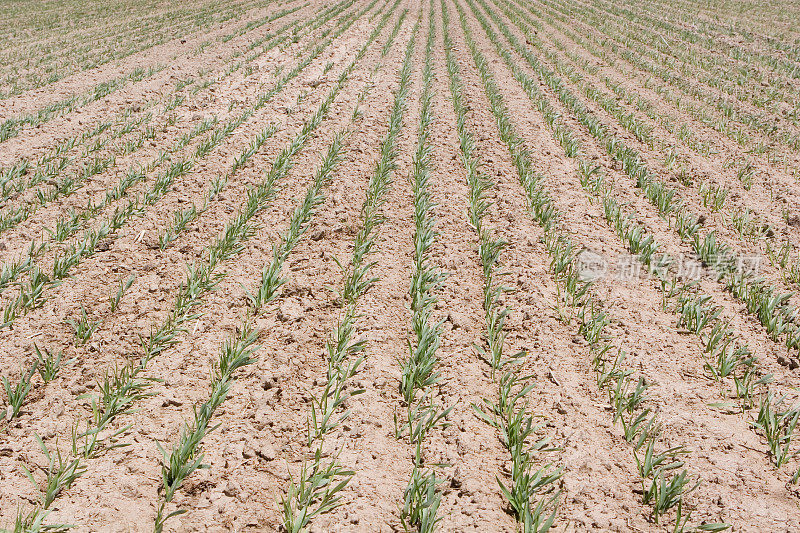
[2,0,800,531]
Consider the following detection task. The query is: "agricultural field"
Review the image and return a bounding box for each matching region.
[2,0,800,530]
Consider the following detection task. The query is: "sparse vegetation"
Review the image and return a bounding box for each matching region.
[0,0,798,530]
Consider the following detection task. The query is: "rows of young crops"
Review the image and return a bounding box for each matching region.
[0,0,286,99]
[1,0,800,530]
[0,0,402,527]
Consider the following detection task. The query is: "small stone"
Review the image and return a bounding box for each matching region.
[225,442,244,459]
[456,438,469,456]
[447,311,467,330]
[223,481,240,497]
[50,398,65,418]
[450,467,462,489]
[162,395,183,407]
[277,301,304,323]
[257,444,276,461]
[0,445,17,457]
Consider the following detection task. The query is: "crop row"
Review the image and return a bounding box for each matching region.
[492,0,800,298]
[0,0,377,333]
[467,0,800,505]
[472,0,800,369]
[5,0,405,528]
[448,0,729,527]
[0,0,274,98]
[396,5,451,531]
[281,8,413,530]
[0,0,385,426]
[441,2,563,530]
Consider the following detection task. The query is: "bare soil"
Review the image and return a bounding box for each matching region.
[2,0,800,531]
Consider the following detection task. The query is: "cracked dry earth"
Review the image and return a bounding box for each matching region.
[2,0,800,531]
